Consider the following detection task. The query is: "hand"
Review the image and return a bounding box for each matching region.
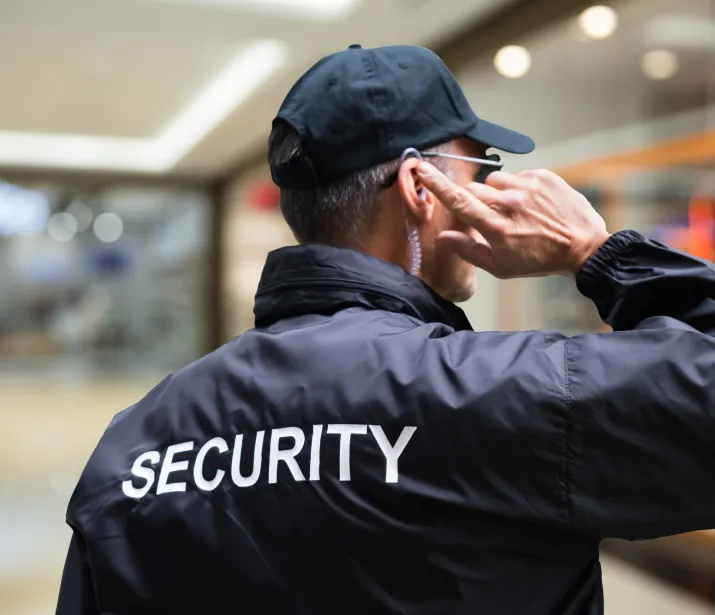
[416,164,610,279]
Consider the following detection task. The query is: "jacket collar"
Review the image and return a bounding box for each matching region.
[254,244,473,331]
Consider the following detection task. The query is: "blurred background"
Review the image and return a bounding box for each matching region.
[0,0,714,613]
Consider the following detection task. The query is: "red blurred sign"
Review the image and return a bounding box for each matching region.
[248,180,280,212]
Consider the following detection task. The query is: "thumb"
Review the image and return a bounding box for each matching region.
[438,230,495,273]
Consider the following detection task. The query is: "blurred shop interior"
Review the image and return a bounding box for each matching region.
[0,0,714,614]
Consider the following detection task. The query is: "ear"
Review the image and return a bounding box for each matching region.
[397,157,434,225]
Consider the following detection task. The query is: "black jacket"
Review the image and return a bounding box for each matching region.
[57,230,715,615]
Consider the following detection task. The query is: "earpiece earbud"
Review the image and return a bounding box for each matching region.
[400,148,424,277]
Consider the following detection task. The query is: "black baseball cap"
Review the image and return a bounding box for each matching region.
[270,44,535,189]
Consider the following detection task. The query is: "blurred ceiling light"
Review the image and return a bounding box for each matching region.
[66,200,94,232]
[93,212,124,243]
[578,5,618,40]
[0,133,161,172]
[567,18,595,44]
[155,39,288,169]
[0,39,287,173]
[642,50,680,81]
[47,212,78,243]
[494,46,532,79]
[152,0,359,21]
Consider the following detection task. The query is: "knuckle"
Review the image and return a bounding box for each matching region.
[464,182,486,200]
[520,168,549,180]
[488,170,509,183]
[511,192,529,208]
[487,216,508,235]
[519,169,551,190]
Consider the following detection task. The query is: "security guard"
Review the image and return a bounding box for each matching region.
[57,45,715,615]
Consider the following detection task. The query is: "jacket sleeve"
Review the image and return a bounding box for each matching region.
[56,531,99,615]
[564,230,715,540]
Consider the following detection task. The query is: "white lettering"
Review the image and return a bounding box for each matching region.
[231,431,265,487]
[122,424,416,496]
[194,437,228,491]
[310,425,323,481]
[157,441,194,494]
[327,424,367,481]
[369,426,416,483]
[268,427,306,484]
[122,451,160,499]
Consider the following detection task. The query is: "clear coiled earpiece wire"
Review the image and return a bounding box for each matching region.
[399,148,426,277]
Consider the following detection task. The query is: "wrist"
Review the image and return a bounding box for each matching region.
[565,230,612,278]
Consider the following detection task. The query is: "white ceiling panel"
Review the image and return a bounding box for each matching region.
[0,0,516,176]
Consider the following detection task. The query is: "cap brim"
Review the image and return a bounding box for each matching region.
[468,118,535,155]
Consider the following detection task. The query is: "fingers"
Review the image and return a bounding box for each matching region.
[485,171,528,191]
[438,231,495,274]
[417,162,498,230]
[490,169,569,192]
[465,182,521,210]
[463,181,504,204]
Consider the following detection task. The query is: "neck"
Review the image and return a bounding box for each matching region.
[359,200,413,273]
[360,230,411,273]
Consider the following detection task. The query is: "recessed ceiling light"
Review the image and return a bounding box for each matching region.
[494,46,532,79]
[567,18,594,43]
[579,6,618,40]
[642,50,679,80]
[0,39,288,173]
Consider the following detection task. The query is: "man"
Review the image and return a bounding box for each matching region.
[57,44,715,615]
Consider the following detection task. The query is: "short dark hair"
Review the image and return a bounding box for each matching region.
[268,121,452,245]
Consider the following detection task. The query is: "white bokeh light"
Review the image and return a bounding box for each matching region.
[642,50,679,81]
[66,200,94,232]
[494,46,532,79]
[579,6,619,40]
[93,212,124,243]
[47,212,78,243]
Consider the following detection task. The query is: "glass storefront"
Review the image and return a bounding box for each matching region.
[0,176,214,615]
[0,178,211,376]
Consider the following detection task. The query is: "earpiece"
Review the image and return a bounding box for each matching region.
[400,148,424,277]
[407,225,422,277]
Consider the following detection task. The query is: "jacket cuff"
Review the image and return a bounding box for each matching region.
[576,230,646,300]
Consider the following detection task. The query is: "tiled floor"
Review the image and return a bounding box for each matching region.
[1,378,713,615]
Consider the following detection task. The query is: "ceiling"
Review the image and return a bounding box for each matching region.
[0,0,516,177]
